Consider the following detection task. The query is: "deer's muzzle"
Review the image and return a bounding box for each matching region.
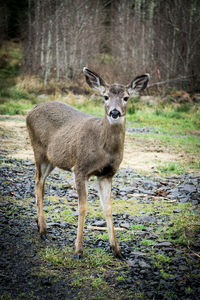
[109,109,121,119]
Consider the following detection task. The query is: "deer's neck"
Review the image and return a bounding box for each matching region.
[102,116,126,154]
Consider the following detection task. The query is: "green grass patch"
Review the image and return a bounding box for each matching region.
[116,275,126,282]
[43,200,77,225]
[127,102,200,133]
[130,224,146,230]
[152,253,172,268]
[159,134,200,155]
[39,246,125,298]
[159,209,200,246]
[160,270,174,279]
[40,247,116,269]
[153,253,172,263]
[140,239,157,246]
[0,86,32,100]
[95,232,109,240]
[113,200,199,248]
[0,99,34,115]
[74,98,104,117]
[191,160,200,170]
[157,162,185,175]
[60,208,76,224]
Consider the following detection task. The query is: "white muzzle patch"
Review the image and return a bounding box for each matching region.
[107,115,125,125]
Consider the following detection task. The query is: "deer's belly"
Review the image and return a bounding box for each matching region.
[47,142,76,171]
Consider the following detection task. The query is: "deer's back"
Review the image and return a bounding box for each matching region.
[27,101,91,138]
[26,101,102,170]
[27,101,89,126]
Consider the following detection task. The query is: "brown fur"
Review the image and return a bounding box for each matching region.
[26,68,149,257]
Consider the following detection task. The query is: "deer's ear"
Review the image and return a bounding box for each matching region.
[127,74,150,95]
[83,67,106,94]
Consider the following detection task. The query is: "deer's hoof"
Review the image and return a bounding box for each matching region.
[110,245,123,259]
[74,253,82,259]
[40,234,47,240]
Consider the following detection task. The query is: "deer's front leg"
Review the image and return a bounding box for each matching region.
[74,175,88,258]
[97,177,121,257]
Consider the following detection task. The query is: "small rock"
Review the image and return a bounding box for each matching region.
[72,212,79,216]
[173,208,182,213]
[139,260,151,269]
[179,265,188,271]
[46,222,61,228]
[168,222,174,227]
[130,251,147,257]
[181,184,196,193]
[41,279,52,286]
[127,260,136,267]
[179,197,189,203]
[93,220,106,227]
[120,222,130,229]
[62,183,71,189]
[155,241,172,247]
[24,161,35,166]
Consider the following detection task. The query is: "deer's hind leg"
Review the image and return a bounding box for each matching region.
[35,157,54,238]
[74,174,88,258]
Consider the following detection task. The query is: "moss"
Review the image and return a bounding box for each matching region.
[140,240,157,246]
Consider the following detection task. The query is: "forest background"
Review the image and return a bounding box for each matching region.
[1,0,200,91]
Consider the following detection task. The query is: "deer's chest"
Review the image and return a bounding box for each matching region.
[94,164,116,177]
[92,152,122,178]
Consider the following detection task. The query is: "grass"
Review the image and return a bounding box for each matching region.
[40,246,124,298]
[157,162,185,174]
[128,102,200,133]
[130,224,147,230]
[140,239,157,246]
[160,270,174,279]
[158,209,200,246]
[95,232,109,240]
[152,253,172,268]
[0,99,34,115]
[60,208,77,224]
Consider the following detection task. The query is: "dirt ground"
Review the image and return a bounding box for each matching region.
[1,115,200,300]
[0,115,186,172]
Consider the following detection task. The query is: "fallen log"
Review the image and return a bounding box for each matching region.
[87,226,126,231]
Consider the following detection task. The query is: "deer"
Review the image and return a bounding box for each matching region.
[26,68,149,258]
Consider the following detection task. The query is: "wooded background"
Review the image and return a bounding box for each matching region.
[1,0,200,90]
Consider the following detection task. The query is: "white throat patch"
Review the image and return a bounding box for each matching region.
[107,115,125,125]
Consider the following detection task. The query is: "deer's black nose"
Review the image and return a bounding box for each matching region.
[109,109,121,119]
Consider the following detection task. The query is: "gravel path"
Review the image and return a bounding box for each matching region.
[0,156,200,299]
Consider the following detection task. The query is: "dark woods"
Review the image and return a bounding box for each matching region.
[1,0,200,90]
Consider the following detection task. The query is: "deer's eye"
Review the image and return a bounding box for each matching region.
[104,96,109,101]
[123,97,129,102]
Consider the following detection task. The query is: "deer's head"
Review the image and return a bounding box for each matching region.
[83,67,149,124]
